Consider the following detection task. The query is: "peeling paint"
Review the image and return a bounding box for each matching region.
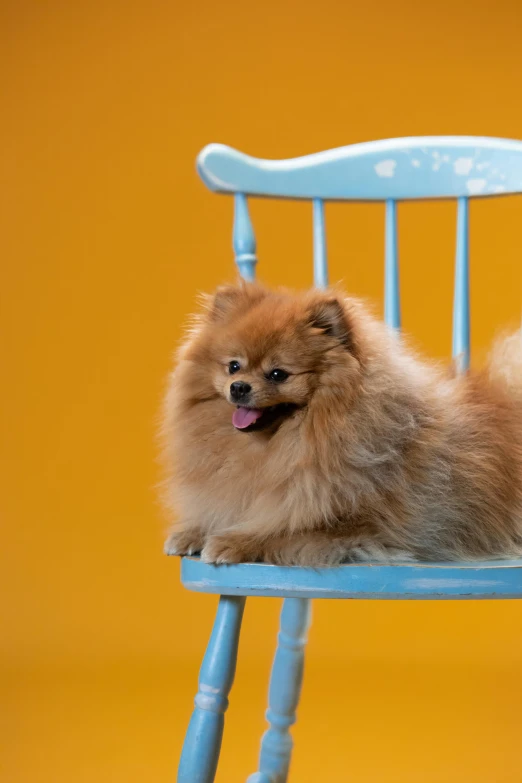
[466,178,487,194]
[374,160,396,178]
[454,157,474,175]
[200,683,220,694]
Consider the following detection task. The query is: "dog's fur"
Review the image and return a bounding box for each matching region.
[161,282,522,566]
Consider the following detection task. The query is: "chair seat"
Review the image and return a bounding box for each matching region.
[181,556,522,600]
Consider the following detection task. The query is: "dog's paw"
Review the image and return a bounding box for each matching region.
[201,535,256,565]
[164,529,204,557]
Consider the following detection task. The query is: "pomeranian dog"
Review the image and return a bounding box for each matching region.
[161,281,522,566]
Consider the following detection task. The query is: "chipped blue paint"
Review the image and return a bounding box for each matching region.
[197,137,522,201]
[181,557,522,600]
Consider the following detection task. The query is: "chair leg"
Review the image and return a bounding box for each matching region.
[177,595,246,783]
[247,597,312,783]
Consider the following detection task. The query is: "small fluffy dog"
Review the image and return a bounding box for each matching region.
[162,282,522,566]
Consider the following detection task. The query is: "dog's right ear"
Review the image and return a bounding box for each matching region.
[203,282,267,323]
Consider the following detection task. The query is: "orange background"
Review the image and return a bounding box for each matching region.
[2,2,522,781]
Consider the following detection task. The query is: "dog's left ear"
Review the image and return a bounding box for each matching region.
[206,285,244,322]
[308,296,354,350]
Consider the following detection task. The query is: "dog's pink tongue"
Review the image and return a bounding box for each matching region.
[232,407,263,429]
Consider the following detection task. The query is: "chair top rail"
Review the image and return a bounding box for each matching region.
[197,136,522,201]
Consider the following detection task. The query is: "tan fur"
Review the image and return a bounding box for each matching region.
[161,282,522,566]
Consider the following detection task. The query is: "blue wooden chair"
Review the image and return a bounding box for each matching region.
[174,137,522,783]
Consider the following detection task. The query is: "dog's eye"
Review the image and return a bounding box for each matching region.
[268,368,289,383]
[228,361,241,375]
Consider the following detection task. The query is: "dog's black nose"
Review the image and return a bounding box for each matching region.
[230,381,251,401]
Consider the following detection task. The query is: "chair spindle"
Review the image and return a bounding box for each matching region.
[385,199,401,330]
[312,198,328,288]
[233,193,257,281]
[452,196,470,372]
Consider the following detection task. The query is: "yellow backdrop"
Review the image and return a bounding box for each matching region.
[2,1,522,781]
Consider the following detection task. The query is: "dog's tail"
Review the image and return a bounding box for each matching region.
[488,329,522,400]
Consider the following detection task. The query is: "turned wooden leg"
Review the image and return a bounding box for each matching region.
[247,597,311,783]
[177,595,246,783]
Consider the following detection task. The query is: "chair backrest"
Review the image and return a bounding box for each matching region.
[197,136,522,373]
